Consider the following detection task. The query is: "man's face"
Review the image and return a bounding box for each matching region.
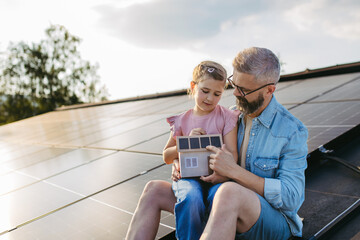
[232,71,266,115]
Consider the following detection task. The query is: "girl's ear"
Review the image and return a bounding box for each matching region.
[190,81,196,90]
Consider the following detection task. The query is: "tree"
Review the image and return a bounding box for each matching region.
[0,24,108,125]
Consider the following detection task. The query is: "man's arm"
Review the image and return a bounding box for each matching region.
[263,128,308,211]
[206,145,265,196]
[207,127,308,212]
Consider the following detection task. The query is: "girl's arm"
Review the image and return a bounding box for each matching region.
[223,125,238,163]
[163,132,178,164]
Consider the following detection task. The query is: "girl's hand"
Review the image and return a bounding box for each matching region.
[200,172,229,184]
[171,159,181,181]
[189,128,206,136]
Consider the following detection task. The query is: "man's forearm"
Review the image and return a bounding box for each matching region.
[228,165,265,197]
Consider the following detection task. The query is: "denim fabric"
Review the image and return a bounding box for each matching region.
[237,96,308,237]
[235,194,292,240]
[172,178,222,240]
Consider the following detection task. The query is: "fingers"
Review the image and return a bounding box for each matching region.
[173,159,180,171]
[206,145,220,153]
[200,175,212,182]
[171,160,181,181]
[208,158,215,169]
[171,169,181,181]
[189,128,207,136]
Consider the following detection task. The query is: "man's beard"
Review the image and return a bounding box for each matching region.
[236,94,264,115]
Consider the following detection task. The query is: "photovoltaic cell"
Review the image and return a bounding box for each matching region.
[189,138,200,149]
[178,138,189,150]
[200,137,210,148]
[210,136,221,148]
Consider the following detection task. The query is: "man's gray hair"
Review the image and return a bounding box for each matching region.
[233,47,280,84]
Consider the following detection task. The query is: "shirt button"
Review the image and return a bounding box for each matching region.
[247,154,250,157]
[252,133,255,136]
[264,164,267,167]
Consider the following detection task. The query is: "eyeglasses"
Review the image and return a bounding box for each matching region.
[227,75,275,97]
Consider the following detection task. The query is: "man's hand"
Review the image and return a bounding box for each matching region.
[200,172,229,184]
[171,159,181,181]
[189,128,206,136]
[206,144,238,178]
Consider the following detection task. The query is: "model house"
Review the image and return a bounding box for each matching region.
[176,134,223,178]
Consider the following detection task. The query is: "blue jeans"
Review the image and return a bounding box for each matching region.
[172,178,222,240]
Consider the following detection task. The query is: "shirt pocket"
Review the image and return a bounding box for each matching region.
[253,158,279,178]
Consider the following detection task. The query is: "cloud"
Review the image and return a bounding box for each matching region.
[93,0,360,75]
[284,0,360,41]
[94,0,269,49]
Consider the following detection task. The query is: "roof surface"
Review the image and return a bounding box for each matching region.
[0,66,359,239]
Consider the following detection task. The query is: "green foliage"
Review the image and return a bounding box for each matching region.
[0,24,109,125]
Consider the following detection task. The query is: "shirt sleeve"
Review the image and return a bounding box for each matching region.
[223,107,240,136]
[166,115,182,139]
[264,127,308,211]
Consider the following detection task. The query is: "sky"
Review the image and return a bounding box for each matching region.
[0,0,359,101]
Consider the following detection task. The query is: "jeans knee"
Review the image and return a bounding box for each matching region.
[173,179,203,203]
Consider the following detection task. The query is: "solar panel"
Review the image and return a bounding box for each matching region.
[46,151,164,196]
[289,101,360,152]
[176,135,222,152]
[274,72,359,105]
[0,70,359,239]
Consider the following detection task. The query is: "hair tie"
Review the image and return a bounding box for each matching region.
[207,67,215,73]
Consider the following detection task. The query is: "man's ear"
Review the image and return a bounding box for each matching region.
[267,85,276,95]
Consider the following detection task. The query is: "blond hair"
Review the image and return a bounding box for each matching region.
[188,60,227,95]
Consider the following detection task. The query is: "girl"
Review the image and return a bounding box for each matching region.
[163,61,239,240]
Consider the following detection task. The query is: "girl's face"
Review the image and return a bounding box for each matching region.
[193,78,225,116]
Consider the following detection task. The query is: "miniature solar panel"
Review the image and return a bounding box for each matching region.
[177,135,222,151]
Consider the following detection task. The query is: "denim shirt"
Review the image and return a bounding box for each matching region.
[237,96,308,237]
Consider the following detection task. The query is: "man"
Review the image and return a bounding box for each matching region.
[200,47,308,239]
[126,47,308,240]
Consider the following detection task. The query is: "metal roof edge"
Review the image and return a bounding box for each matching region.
[56,61,360,111]
[279,61,360,82]
[55,88,188,111]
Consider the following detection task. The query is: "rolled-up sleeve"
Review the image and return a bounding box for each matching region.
[264,127,308,211]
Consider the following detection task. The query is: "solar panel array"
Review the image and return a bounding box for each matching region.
[0,71,359,239]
